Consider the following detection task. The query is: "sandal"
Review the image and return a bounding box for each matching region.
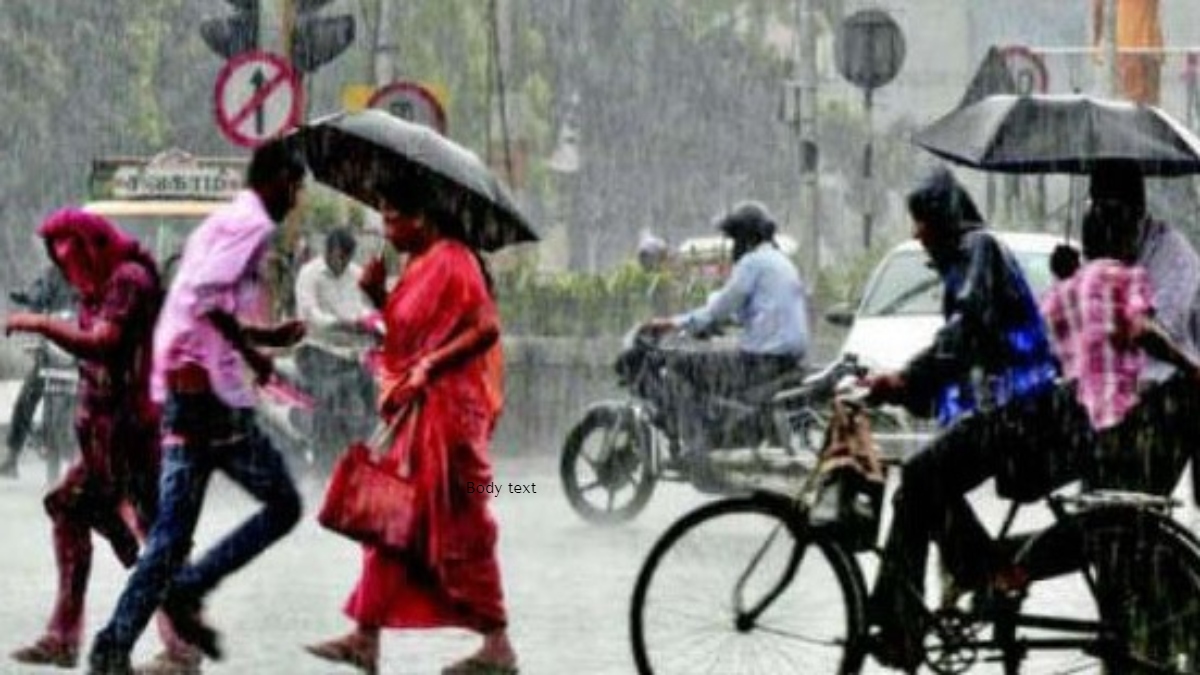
[11,635,79,668]
[441,655,520,675]
[133,648,202,675]
[304,635,378,675]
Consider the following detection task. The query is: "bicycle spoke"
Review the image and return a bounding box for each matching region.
[632,497,863,674]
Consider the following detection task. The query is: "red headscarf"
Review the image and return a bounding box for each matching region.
[37,208,154,299]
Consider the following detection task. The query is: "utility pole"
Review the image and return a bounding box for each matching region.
[1106,0,1120,97]
[281,0,296,65]
[372,0,396,87]
[795,0,820,278]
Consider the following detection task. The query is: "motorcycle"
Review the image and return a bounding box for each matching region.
[12,314,79,484]
[257,318,385,479]
[256,358,318,477]
[559,325,875,524]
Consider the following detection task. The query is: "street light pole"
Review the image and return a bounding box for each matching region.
[281,0,296,66]
[795,0,820,278]
[1106,0,1120,97]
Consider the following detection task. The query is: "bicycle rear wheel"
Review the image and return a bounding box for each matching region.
[1084,507,1200,674]
[629,495,868,674]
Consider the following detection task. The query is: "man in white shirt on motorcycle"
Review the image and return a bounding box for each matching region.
[293,228,378,474]
[644,202,810,485]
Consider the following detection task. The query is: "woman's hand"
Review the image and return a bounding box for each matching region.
[5,312,45,336]
[380,357,433,418]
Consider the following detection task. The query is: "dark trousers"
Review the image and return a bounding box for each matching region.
[295,346,375,473]
[870,385,1089,634]
[1090,373,1200,495]
[665,350,801,455]
[92,392,302,657]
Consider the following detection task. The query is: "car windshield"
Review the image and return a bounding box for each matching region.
[859,247,1055,318]
[106,215,201,266]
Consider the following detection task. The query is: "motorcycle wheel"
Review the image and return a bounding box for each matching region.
[560,405,656,524]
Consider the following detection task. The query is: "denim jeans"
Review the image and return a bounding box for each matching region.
[92,392,303,656]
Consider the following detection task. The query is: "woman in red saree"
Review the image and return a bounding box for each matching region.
[305,189,517,675]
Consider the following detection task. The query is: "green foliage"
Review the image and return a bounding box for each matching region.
[495,262,717,336]
[813,236,905,307]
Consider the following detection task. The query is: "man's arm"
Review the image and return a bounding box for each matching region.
[1135,318,1200,378]
[675,258,754,335]
[204,309,305,384]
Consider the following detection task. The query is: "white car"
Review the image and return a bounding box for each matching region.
[826,231,1070,373]
[825,231,1072,457]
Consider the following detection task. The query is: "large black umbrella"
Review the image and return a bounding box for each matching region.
[913,94,1200,176]
[290,109,539,251]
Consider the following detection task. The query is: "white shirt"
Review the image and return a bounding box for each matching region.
[294,256,375,360]
[675,242,810,357]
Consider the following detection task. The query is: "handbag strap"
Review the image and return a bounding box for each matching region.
[369,401,422,475]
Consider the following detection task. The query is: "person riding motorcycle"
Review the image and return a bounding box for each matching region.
[643,201,810,483]
[293,227,378,475]
[0,263,76,477]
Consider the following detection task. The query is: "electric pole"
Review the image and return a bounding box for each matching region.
[795,0,820,278]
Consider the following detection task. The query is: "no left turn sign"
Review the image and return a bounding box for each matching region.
[214,51,304,148]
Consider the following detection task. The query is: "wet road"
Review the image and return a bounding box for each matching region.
[0,453,710,674]
[0,447,1196,674]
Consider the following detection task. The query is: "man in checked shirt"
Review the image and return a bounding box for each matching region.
[1042,161,1200,494]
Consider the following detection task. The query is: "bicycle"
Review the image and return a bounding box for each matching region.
[629,394,1200,674]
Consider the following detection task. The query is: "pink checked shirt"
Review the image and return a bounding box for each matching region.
[151,190,275,408]
[1040,259,1154,430]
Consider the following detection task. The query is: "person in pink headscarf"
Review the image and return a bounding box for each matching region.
[5,209,201,673]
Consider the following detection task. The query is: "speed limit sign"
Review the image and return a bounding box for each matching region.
[1000,45,1049,95]
[368,81,447,134]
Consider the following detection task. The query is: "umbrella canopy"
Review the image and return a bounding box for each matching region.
[913,94,1200,176]
[290,109,539,251]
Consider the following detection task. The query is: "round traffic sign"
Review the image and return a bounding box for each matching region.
[836,9,906,91]
[213,51,304,148]
[1000,45,1049,95]
[368,81,447,134]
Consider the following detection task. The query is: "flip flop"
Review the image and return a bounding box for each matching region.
[441,655,520,675]
[304,638,378,675]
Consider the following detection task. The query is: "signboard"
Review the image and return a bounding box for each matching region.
[1000,45,1049,95]
[368,80,447,134]
[213,51,303,148]
[89,149,244,201]
[836,9,906,92]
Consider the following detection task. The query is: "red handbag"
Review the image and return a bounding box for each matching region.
[317,404,421,554]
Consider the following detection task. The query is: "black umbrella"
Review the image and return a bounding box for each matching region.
[291,109,539,251]
[913,94,1200,176]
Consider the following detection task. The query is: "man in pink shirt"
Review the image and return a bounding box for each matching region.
[1042,192,1200,493]
[88,141,307,675]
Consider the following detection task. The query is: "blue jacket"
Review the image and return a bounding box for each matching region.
[901,229,1059,426]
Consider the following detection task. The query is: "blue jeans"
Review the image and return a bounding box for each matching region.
[93,392,303,656]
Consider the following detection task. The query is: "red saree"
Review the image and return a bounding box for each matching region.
[343,239,507,631]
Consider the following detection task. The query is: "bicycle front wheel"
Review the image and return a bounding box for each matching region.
[630,495,868,674]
